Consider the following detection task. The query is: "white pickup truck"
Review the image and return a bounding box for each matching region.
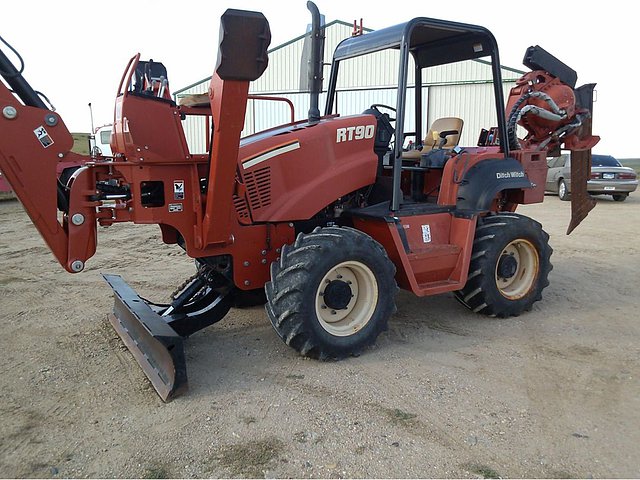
[91,124,113,157]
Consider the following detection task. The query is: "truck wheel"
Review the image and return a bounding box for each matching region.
[265,226,397,359]
[454,213,552,317]
[612,194,627,202]
[558,179,570,201]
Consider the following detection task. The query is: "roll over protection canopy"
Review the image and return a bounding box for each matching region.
[333,17,500,68]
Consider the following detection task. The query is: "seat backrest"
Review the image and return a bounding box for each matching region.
[423,117,464,151]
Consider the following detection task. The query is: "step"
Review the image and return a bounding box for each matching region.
[415,279,460,294]
[405,243,462,292]
[407,243,461,260]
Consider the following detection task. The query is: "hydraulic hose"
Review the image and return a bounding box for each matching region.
[0,35,48,109]
[507,90,569,151]
[0,34,24,77]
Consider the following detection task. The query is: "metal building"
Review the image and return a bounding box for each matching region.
[174,20,524,153]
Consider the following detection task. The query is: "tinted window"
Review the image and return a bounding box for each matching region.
[592,155,621,167]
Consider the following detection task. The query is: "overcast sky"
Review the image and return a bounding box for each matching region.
[3,0,637,158]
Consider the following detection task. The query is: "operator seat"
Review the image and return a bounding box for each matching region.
[403,116,464,161]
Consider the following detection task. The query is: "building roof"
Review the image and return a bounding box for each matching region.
[174,20,359,95]
[174,18,525,96]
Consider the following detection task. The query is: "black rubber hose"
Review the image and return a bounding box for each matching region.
[506,92,531,151]
[0,34,24,77]
[0,35,48,109]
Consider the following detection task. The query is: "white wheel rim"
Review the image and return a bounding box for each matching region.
[559,181,566,197]
[495,239,539,300]
[315,261,378,336]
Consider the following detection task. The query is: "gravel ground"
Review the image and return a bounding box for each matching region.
[0,194,639,478]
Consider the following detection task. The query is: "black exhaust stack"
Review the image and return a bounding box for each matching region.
[306,1,324,123]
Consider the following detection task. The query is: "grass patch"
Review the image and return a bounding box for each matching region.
[548,470,577,479]
[240,415,257,425]
[216,437,284,477]
[142,465,171,479]
[383,407,418,426]
[620,158,640,174]
[70,133,91,155]
[0,276,21,286]
[467,463,501,479]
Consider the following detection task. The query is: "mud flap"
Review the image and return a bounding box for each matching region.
[103,274,188,402]
[567,150,596,234]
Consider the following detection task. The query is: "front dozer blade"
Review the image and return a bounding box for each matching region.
[103,274,188,402]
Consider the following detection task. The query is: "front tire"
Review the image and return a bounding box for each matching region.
[265,226,397,359]
[454,213,553,317]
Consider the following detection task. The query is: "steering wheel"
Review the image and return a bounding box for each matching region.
[369,104,396,121]
[367,104,396,153]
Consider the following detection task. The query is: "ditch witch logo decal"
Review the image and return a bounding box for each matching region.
[496,171,526,179]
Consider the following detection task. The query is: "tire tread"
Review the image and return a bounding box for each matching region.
[265,226,397,359]
[454,213,553,318]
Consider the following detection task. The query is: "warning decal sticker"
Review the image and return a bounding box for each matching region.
[33,126,54,148]
[421,224,432,243]
[173,180,185,200]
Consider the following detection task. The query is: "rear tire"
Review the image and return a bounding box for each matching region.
[265,226,397,359]
[558,179,570,201]
[612,194,627,202]
[454,213,552,317]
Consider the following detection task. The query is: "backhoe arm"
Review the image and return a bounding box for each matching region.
[0,46,96,271]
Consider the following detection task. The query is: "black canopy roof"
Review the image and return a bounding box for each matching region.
[333,17,500,68]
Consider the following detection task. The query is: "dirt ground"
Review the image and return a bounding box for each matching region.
[0,194,639,479]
